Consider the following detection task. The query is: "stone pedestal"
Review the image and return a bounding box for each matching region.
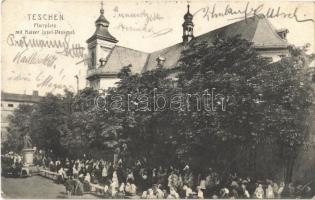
[22,148,35,166]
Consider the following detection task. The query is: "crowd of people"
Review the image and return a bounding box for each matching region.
[1,152,24,177]
[37,155,314,199]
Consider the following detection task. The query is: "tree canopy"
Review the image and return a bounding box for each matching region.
[3,36,314,182]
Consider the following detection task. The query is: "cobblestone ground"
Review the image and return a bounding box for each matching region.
[1,176,97,199]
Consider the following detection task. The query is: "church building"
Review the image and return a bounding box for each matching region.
[86,4,290,90]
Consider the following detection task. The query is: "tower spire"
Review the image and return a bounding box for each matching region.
[100,1,104,15]
[182,3,194,43]
[95,1,109,28]
[86,1,118,89]
[87,1,118,44]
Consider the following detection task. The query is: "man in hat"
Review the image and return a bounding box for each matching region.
[183,165,194,188]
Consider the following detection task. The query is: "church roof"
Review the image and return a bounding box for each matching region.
[144,15,288,72]
[144,42,184,72]
[196,15,288,49]
[102,45,149,74]
[102,15,289,74]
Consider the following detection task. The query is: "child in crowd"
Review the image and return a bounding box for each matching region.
[254,184,264,199]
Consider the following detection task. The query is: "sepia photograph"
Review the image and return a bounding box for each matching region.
[1,0,315,199]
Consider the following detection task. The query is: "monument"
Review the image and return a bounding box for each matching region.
[22,134,35,166]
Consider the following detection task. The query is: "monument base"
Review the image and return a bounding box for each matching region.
[22,148,35,166]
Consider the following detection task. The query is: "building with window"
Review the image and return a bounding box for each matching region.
[1,91,42,142]
[86,4,289,90]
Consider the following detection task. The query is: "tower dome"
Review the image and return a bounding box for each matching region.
[95,3,110,27]
[87,1,118,43]
[183,4,193,21]
[182,4,194,43]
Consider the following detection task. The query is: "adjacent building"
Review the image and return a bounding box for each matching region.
[1,91,42,142]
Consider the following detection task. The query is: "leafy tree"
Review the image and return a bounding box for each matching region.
[263,46,314,182]
[4,36,313,183]
[30,93,66,158]
[174,37,270,173]
[3,104,34,152]
[103,65,180,166]
[176,36,314,181]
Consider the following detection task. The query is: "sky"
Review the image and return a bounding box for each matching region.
[1,0,314,95]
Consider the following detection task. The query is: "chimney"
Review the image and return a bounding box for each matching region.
[276,28,289,40]
[156,56,166,68]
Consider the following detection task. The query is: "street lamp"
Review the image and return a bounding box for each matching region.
[74,75,79,93]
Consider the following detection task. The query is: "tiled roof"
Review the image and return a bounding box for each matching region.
[144,43,184,72]
[250,16,288,48]
[196,15,288,48]
[144,15,288,72]
[103,45,149,74]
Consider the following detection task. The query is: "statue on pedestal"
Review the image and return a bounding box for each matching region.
[22,134,35,166]
[23,134,32,149]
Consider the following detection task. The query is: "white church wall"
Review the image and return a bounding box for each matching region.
[100,78,120,90]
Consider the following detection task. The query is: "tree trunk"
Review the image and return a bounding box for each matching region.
[285,156,296,183]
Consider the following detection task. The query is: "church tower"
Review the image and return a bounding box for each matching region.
[86,2,118,89]
[182,4,194,44]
